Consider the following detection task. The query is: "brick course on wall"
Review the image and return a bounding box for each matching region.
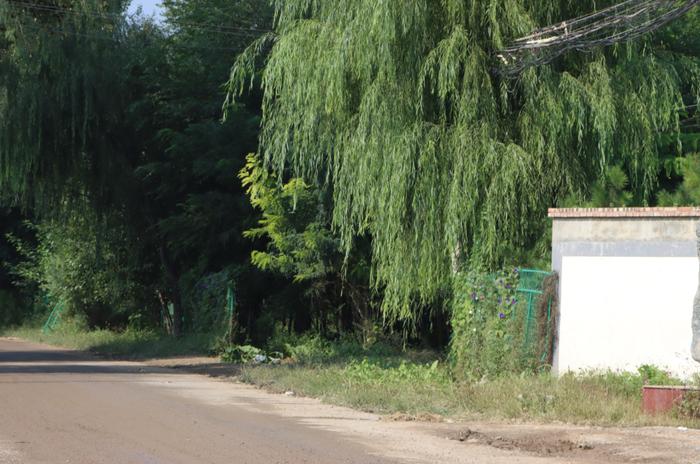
[548,207,700,218]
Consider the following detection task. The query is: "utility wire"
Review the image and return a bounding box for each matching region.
[6,0,271,38]
[9,0,267,33]
[498,0,700,76]
[10,20,254,52]
[12,1,265,38]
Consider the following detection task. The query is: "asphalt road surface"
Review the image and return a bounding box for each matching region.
[0,337,395,464]
[3,337,699,464]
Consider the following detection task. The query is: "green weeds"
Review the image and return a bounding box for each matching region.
[237,335,700,428]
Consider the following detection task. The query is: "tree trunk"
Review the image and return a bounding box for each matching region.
[693,221,700,362]
[159,245,183,337]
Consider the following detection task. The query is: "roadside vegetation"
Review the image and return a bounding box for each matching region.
[1,319,217,360]
[2,0,700,432]
[240,363,700,428]
[234,331,700,428]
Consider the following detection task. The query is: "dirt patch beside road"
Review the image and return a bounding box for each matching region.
[452,428,587,455]
[444,423,700,462]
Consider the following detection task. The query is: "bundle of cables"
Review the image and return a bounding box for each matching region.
[498,0,700,76]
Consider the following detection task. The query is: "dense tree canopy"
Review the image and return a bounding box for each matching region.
[231,1,700,321]
[0,0,131,209]
[0,1,278,336]
[2,0,700,349]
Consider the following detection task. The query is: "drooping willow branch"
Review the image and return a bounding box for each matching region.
[499,0,700,75]
[229,1,700,322]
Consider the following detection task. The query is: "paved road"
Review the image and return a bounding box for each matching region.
[4,338,699,464]
[0,338,393,464]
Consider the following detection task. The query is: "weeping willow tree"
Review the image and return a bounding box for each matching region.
[0,0,130,210]
[229,0,700,322]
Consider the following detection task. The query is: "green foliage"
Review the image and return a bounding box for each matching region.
[240,152,378,338]
[220,344,265,364]
[240,153,340,282]
[231,1,700,322]
[126,1,274,337]
[0,208,30,326]
[344,358,447,385]
[265,328,402,365]
[1,0,276,337]
[240,347,699,426]
[590,165,634,207]
[449,269,553,379]
[638,364,684,386]
[0,0,134,209]
[265,331,334,364]
[657,153,700,205]
[9,210,154,328]
[560,164,635,207]
[677,391,700,419]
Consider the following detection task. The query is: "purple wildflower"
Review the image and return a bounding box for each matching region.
[498,312,506,319]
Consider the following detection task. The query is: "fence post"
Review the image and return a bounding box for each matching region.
[226,285,236,344]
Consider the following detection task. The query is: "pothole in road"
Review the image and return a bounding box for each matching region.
[450,428,594,456]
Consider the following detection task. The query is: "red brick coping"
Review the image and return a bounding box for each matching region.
[548,207,700,218]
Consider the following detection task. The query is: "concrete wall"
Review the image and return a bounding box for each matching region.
[550,208,700,379]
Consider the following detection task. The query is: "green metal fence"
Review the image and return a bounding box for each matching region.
[226,285,237,342]
[516,269,555,363]
[42,300,65,334]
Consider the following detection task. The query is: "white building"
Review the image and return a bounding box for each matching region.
[550,207,700,379]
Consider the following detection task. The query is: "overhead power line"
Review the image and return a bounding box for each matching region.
[10,21,251,52]
[498,0,700,76]
[6,0,271,39]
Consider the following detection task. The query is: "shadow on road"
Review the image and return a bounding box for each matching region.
[0,363,169,375]
[0,342,174,375]
[0,350,88,363]
[0,338,243,378]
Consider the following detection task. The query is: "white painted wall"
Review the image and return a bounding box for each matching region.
[556,256,700,379]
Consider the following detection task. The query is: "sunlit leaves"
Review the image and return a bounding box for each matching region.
[229,1,700,322]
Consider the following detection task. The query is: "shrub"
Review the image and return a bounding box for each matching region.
[264,326,403,365]
[221,344,264,363]
[638,364,684,386]
[220,344,283,364]
[9,211,155,328]
[449,268,554,379]
[677,391,700,419]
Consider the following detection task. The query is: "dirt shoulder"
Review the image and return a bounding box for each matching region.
[141,354,700,464]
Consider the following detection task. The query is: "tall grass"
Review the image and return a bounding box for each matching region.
[241,362,700,427]
[237,332,700,427]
